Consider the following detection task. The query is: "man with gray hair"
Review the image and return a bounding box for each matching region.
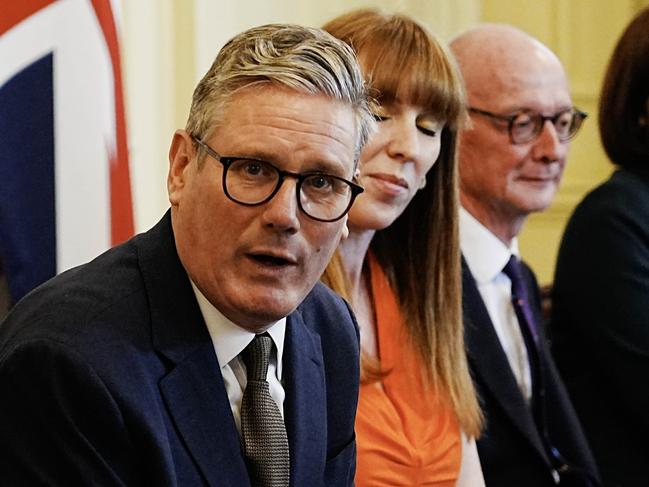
[0,24,373,486]
[450,25,601,486]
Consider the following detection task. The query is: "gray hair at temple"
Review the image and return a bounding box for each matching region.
[186,23,375,165]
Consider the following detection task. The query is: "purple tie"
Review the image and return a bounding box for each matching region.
[502,255,539,346]
[502,257,587,482]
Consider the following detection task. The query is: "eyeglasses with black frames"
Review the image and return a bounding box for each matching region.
[468,107,588,145]
[191,135,364,222]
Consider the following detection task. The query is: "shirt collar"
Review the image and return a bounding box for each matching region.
[459,207,519,284]
[190,282,286,379]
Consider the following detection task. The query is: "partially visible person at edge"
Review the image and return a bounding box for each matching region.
[321,9,485,486]
[450,25,601,486]
[551,6,649,486]
[0,24,374,485]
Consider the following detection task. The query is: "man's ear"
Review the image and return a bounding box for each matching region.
[168,130,194,206]
[340,215,350,240]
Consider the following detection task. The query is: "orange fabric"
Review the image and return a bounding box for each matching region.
[355,254,461,486]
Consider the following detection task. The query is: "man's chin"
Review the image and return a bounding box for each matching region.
[521,198,554,215]
[232,292,304,331]
[516,186,557,212]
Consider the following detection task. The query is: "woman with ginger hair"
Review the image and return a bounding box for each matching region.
[322,9,484,485]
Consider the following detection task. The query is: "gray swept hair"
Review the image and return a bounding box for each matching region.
[186,23,375,164]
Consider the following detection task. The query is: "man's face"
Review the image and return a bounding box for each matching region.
[168,86,357,331]
[459,57,572,230]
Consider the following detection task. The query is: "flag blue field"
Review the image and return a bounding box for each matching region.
[0,0,134,304]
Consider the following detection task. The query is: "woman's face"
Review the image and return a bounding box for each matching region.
[348,100,444,231]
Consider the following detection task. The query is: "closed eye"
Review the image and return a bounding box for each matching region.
[416,116,444,137]
[371,104,391,123]
[512,113,534,129]
[417,125,438,137]
[373,113,390,122]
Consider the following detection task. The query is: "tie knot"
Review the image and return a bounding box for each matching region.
[242,333,272,381]
[502,255,526,299]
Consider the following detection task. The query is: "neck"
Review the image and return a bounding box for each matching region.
[338,228,375,301]
[338,227,378,358]
[461,196,525,246]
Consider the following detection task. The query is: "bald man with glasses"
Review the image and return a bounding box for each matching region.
[450,25,601,486]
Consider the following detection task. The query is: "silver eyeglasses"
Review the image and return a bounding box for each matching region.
[468,107,588,144]
[191,135,364,222]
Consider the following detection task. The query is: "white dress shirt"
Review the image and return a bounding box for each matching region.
[191,282,287,433]
[460,208,533,403]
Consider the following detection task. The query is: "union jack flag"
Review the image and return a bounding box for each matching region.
[0,0,133,305]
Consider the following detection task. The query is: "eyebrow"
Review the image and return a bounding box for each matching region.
[222,149,349,177]
[504,105,574,115]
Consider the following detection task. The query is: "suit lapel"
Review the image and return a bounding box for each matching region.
[283,310,326,487]
[139,213,249,486]
[462,259,548,460]
[159,346,249,486]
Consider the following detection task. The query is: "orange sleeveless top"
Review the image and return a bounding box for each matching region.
[355,254,461,486]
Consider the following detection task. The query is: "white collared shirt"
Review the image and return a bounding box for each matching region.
[191,282,287,433]
[460,208,532,403]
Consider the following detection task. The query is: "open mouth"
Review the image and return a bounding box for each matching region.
[249,254,294,267]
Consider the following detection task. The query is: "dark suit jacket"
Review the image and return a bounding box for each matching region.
[0,212,360,486]
[552,168,649,487]
[463,258,599,486]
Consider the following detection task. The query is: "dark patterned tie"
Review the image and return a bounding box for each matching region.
[240,333,290,487]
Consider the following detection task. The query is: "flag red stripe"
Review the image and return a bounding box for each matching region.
[90,0,134,245]
[0,0,56,36]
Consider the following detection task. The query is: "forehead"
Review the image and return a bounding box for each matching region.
[210,86,357,174]
[471,45,572,112]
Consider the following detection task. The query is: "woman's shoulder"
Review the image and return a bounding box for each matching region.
[568,168,649,229]
[583,168,649,207]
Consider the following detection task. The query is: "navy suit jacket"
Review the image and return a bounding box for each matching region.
[0,212,360,486]
[462,258,599,486]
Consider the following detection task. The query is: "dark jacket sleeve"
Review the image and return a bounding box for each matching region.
[0,339,139,486]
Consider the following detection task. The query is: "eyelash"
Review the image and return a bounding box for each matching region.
[417,126,438,137]
[373,113,439,137]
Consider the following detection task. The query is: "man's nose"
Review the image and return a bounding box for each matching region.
[532,120,563,162]
[260,178,300,232]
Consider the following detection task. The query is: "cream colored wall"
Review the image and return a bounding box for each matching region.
[119,0,646,283]
[119,0,480,232]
